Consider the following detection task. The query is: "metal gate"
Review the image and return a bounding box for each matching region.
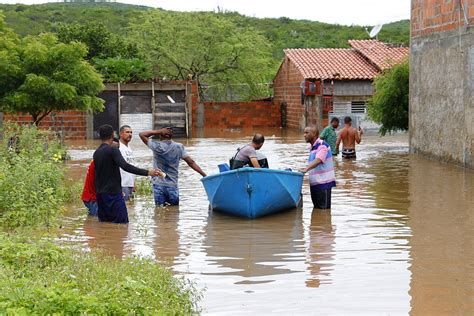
[154,90,187,138]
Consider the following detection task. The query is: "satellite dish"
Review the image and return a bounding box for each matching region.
[369,24,383,38]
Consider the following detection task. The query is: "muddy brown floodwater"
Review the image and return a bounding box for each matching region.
[62,129,473,315]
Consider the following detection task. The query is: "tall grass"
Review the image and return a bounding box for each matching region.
[0,123,201,313]
[0,123,68,229]
[0,234,201,314]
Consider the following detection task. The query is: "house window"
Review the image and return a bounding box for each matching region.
[351,101,366,114]
[331,102,350,114]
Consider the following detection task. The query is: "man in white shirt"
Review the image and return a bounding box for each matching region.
[119,125,135,201]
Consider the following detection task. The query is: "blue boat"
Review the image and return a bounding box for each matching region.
[201,168,304,219]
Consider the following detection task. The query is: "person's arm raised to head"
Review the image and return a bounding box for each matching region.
[139,128,172,145]
[183,156,207,177]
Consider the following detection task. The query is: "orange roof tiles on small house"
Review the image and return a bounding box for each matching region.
[283,48,380,80]
[348,39,409,70]
[273,39,410,130]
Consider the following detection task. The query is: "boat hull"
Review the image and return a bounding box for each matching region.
[201,168,303,219]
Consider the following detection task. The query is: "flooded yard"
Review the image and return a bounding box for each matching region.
[63,129,473,314]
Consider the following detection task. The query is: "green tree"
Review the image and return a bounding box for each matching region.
[57,22,138,60]
[57,22,153,82]
[93,57,152,82]
[0,29,104,125]
[367,60,409,135]
[129,11,276,100]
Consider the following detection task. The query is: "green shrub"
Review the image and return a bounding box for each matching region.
[367,60,409,136]
[0,123,68,229]
[134,177,153,196]
[0,234,201,314]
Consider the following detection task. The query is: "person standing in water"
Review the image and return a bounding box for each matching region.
[320,117,340,156]
[93,125,163,223]
[118,125,135,201]
[301,126,336,209]
[336,116,363,159]
[139,127,207,206]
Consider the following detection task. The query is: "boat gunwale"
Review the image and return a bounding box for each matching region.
[200,167,304,182]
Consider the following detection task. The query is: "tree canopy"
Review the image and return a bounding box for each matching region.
[0,3,410,58]
[56,22,151,83]
[367,60,409,136]
[0,3,410,101]
[129,11,276,100]
[0,18,104,124]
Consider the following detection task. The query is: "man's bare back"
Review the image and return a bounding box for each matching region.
[335,117,363,159]
[339,126,360,149]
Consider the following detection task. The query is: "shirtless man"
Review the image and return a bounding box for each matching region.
[335,116,363,159]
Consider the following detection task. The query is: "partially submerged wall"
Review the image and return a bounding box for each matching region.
[3,111,88,140]
[410,0,474,168]
[193,101,280,130]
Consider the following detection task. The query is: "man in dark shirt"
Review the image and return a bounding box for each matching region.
[93,125,162,223]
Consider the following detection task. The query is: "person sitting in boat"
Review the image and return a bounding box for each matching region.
[230,134,268,170]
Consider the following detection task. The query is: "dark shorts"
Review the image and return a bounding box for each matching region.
[342,148,356,159]
[153,185,179,206]
[96,193,129,224]
[310,186,332,209]
[122,187,134,201]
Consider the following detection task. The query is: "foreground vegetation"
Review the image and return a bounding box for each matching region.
[0,235,199,314]
[0,124,200,313]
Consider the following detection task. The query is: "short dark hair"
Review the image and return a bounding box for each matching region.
[119,125,131,133]
[252,133,265,145]
[99,124,114,141]
[330,117,339,123]
[344,116,352,124]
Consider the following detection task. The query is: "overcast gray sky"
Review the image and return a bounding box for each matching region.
[0,0,411,26]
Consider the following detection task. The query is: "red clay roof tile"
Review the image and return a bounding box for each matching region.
[284,48,381,80]
[348,39,409,70]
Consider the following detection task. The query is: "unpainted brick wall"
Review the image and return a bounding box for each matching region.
[193,101,280,129]
[273,57,307,129]
[3,111,87,140]
[412,0,474,37]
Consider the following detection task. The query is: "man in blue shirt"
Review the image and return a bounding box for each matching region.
[139,127,207,206]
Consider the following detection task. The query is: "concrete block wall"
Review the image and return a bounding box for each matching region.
[3,111,88,140]
[273,57,306,129]
[193,101,280,129]
[410,0,474,168]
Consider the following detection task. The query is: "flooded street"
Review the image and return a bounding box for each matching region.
[64,129,473,315]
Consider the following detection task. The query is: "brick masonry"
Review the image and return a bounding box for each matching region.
[192,101,281,131]
[3,111,88,140]
[273,57,306,129]
[272,57,324,130]
[412,0,474,37]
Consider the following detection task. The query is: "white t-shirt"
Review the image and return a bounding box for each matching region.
[119,142,135,187]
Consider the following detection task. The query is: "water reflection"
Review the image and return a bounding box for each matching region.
[408,156,474,315]
[62,133,474,314]
[82,217,128,259]
[204,208,304,280]
[151,205,181,265]
[305,209,335,288]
